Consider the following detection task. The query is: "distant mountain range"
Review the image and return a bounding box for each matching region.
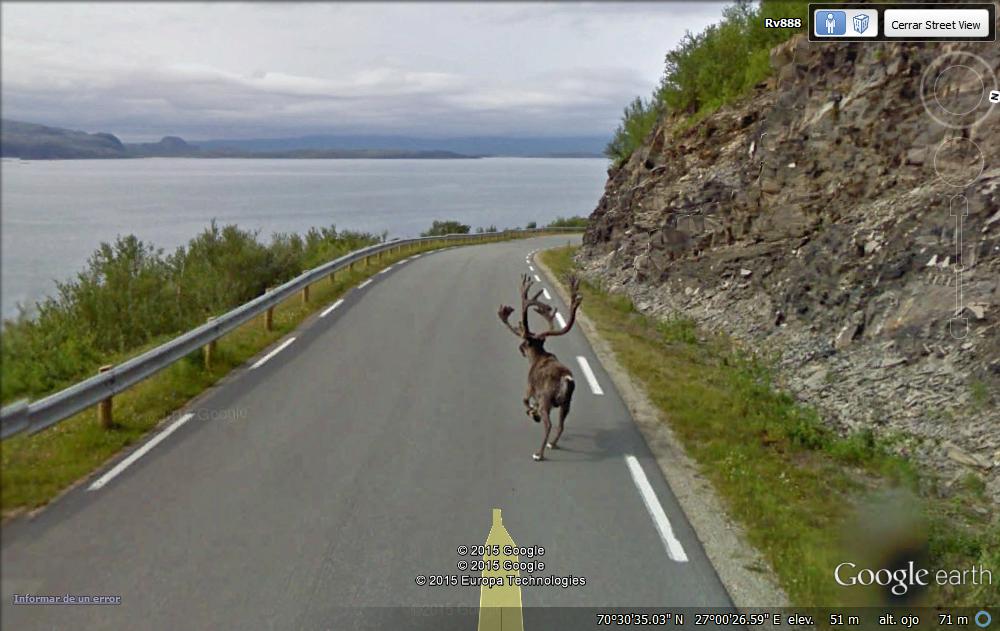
[0,120,607,160]
[195,134,608,157]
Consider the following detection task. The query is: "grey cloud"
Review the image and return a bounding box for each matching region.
[1,2,727,140]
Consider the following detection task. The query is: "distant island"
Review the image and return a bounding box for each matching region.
[0,119,607,160]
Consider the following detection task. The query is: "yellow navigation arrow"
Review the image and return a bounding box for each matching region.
[477,508,524,631]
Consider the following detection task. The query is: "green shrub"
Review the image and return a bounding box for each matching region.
[604,96,661,166]
[420,220,471,237]
[656,314,698,344]
[61,235,177,353]
[170,221,275,322]
[301,226,375,269]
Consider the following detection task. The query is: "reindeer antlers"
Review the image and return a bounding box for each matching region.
[536,274,581,339]
[498,273,582,340]
[498,273,533,337]
[497,304,523,337]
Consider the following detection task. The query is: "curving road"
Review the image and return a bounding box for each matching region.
[1,235,733,629]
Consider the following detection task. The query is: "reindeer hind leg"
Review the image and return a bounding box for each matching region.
[547,376,574,449]
[523,384,540,422]
[534,406,552,461]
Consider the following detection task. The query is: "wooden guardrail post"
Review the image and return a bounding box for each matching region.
[98,365,113,429]
[264,287,275,331]
[203,317,217,370]
[301,283,310,304]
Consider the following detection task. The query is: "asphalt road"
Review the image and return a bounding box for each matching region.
[1,235,734,630]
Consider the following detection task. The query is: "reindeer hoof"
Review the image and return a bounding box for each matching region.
[532,453,544,461]
[546,442,559,450]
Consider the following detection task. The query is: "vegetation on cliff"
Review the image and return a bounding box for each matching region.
[605,0,809,165]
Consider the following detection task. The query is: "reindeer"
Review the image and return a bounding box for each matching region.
[498,273,582,461]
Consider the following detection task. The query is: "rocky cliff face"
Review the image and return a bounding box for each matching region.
[579,35,1000,502]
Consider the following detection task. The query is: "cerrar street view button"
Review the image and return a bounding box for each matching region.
[884,8,990,38]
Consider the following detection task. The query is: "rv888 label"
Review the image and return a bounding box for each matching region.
[764,18,802,28]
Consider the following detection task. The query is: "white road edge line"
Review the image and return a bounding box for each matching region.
[555,312,567,328]
[88,413,195,491]
[534,274,541,282]
[575,355,604,395]
[379,266,394,274]
[250,337,296,370]
[625,454,689,562]
[529,265,535,271]
[357,279,373,289]
[320,299,345,318]
[543,288,551,300]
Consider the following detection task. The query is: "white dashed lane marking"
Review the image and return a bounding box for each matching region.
[575,356,604,396]
[625,454,689,563]
[320,299,344,318]
[88,413,196,491]
[251,338,296,370]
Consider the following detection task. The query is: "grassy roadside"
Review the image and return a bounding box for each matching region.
[541,246,997,608]
[0,235,551,516]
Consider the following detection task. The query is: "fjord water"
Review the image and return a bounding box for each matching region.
[1,157,606,318]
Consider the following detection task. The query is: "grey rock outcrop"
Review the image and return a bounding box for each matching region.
[579,35,1000,503]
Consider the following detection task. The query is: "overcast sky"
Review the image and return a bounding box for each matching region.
[2,2,728,141]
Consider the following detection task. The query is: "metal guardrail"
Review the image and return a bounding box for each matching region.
[0,228,581,440]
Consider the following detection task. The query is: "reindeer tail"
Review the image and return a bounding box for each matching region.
[559,374,575,409]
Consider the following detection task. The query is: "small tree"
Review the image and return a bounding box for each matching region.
[604,96,660,167]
